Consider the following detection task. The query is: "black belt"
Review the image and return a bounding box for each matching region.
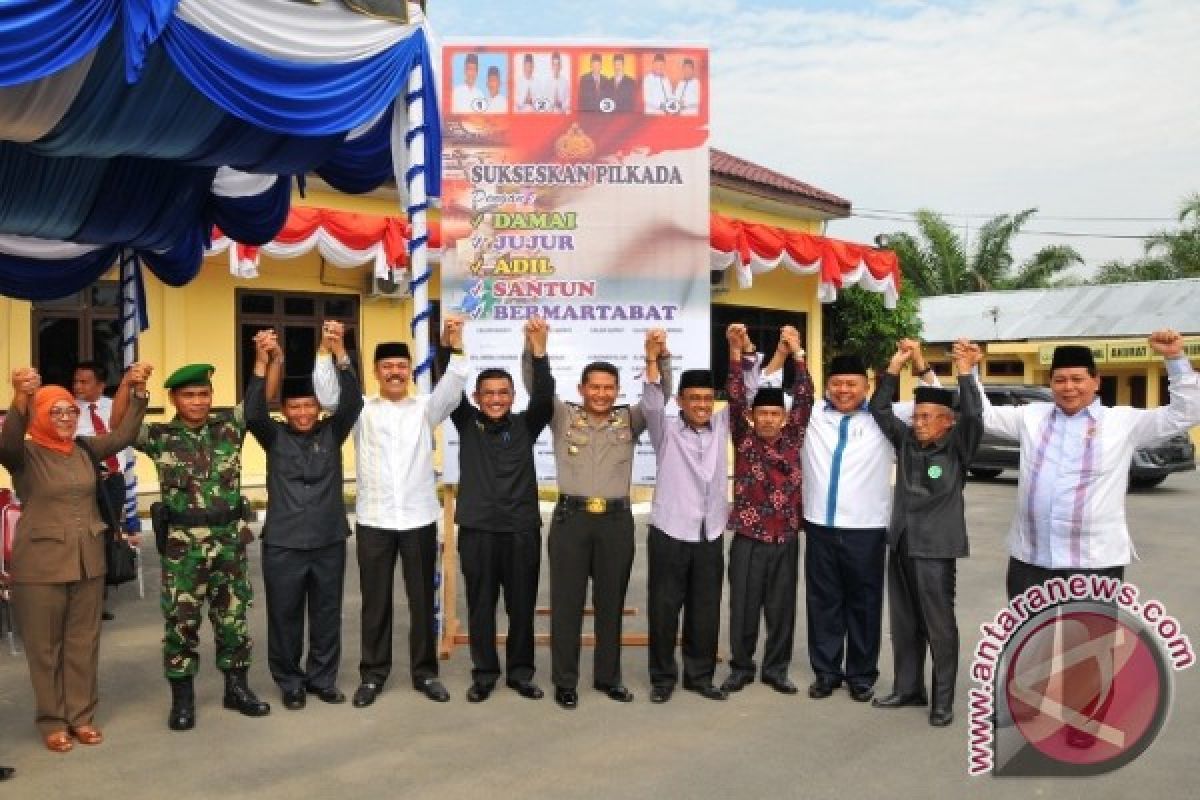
[558,494,631,514]
[167,506,243,528]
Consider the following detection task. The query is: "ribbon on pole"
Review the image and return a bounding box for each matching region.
[404,60,433,393]
[119,249,142,532]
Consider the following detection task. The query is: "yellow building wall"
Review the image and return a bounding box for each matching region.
[2,187,841,493]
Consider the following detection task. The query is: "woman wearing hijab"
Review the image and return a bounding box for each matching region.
[0,363,151,752]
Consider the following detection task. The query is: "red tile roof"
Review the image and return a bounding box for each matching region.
[710,148,851,215]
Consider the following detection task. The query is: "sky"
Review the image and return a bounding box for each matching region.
[434,0,1200,277]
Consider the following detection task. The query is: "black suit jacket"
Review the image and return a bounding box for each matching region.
[578,74,613,112]
[869,373,983,558]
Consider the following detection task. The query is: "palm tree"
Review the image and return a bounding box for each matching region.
[1092,193,1200,284]
[882,208,1083,296]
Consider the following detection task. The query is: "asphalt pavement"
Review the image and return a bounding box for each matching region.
[2,470,1199,799]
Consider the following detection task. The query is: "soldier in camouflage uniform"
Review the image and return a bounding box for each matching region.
[115,347,273,730]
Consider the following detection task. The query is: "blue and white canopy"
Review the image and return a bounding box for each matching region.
[0,0,439,304]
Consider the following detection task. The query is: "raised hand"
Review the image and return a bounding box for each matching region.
[442,314,465,350]
[951,338,975,375]
[125,362,154,389]
[1148,329,1184,359]
[10,367,39,397]
[888,342,913,374]
[525,317,549,356]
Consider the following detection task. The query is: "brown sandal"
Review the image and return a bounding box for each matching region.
[69,725,103,745]
[44,731,73,753]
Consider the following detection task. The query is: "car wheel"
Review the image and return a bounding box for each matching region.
[1129,476,1167,490]
[969,468,1004,480]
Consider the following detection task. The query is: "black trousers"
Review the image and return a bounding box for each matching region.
[262,541,346,693]
[803,521,886,689]
[647,525,724,689]
[458,527,541,685]
[886,534,958,709]
[727,535,799,682]
[1005,557,1125,600]
[356,522,438,687]
[548,505,635,690]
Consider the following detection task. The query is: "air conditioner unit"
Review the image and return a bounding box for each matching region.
[367,269,411,300]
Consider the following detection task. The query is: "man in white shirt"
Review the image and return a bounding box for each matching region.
[451,53,486,114]
[313,319,468,706]
[643,53,673,116]
[514,53,539,112]
[976,331,1200,596]
[760,341,939,703]
[673,58,700,116]
[483,66,507,114]
[74,360,139,621]
[548,51,571,114]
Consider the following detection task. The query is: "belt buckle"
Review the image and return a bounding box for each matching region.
[585,496,607,514]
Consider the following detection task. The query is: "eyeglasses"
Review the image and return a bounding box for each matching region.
[48,407,81,419]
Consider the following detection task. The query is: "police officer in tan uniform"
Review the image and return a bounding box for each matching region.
[526,331,671,709]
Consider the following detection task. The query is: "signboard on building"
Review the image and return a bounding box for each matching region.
[438,40,711,484]
[1037,338,1200,367]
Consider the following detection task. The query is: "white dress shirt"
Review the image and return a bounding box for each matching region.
[548,72,571,113]
[514,75,538,111]
[980,358,1200,569]
[643,74,673,115]
[451,82,486,114]
[483,92,508,114]
[314,353,469,531]
[75,395,136,472]
[755,360,929,528]
[673,78,700,115]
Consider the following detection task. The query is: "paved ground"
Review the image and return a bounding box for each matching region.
[2,470,1199,799]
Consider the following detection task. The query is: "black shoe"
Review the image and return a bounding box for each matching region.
[650,685,674,704]
[683,681,727,701]
[720,673,754,693]
[807,679,840,699]
[282,689,306,711]
[168,677,195,731]
[416,678,450,703]
[594,683,635,703]
[223,669,271,717]
[848,685,875,703]
[764,675,799,695]
[871,691,928,709]
[352,682,382,708]
[466,682,494,703]
[305,685,346,704]
[0,766,14,781]
[101,610,115,621]
[505,679,544,700]
[554,687,578,710]
[929,707,954,727]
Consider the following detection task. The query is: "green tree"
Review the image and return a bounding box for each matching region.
[823,282,922,373]
[1091,193,1200,284]
[884,208,1083,296]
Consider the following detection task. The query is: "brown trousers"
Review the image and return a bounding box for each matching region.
[13,577,104,736]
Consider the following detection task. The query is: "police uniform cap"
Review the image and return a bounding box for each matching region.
[164,364,214,390]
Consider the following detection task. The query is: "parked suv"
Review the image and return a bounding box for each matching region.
[951,384,1196,489]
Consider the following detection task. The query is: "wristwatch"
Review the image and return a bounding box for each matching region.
[336,355,352,369]
[132,388,150,400]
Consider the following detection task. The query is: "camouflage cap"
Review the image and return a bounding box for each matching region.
[164,364,215,390]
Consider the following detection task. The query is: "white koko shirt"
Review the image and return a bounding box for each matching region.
[979,358,1200,569]
[314,353,468,531]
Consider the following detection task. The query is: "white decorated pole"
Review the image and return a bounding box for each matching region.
[119,251,141,533]
[406,61,433,393]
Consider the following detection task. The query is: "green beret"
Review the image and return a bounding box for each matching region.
[164,364,215,390]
